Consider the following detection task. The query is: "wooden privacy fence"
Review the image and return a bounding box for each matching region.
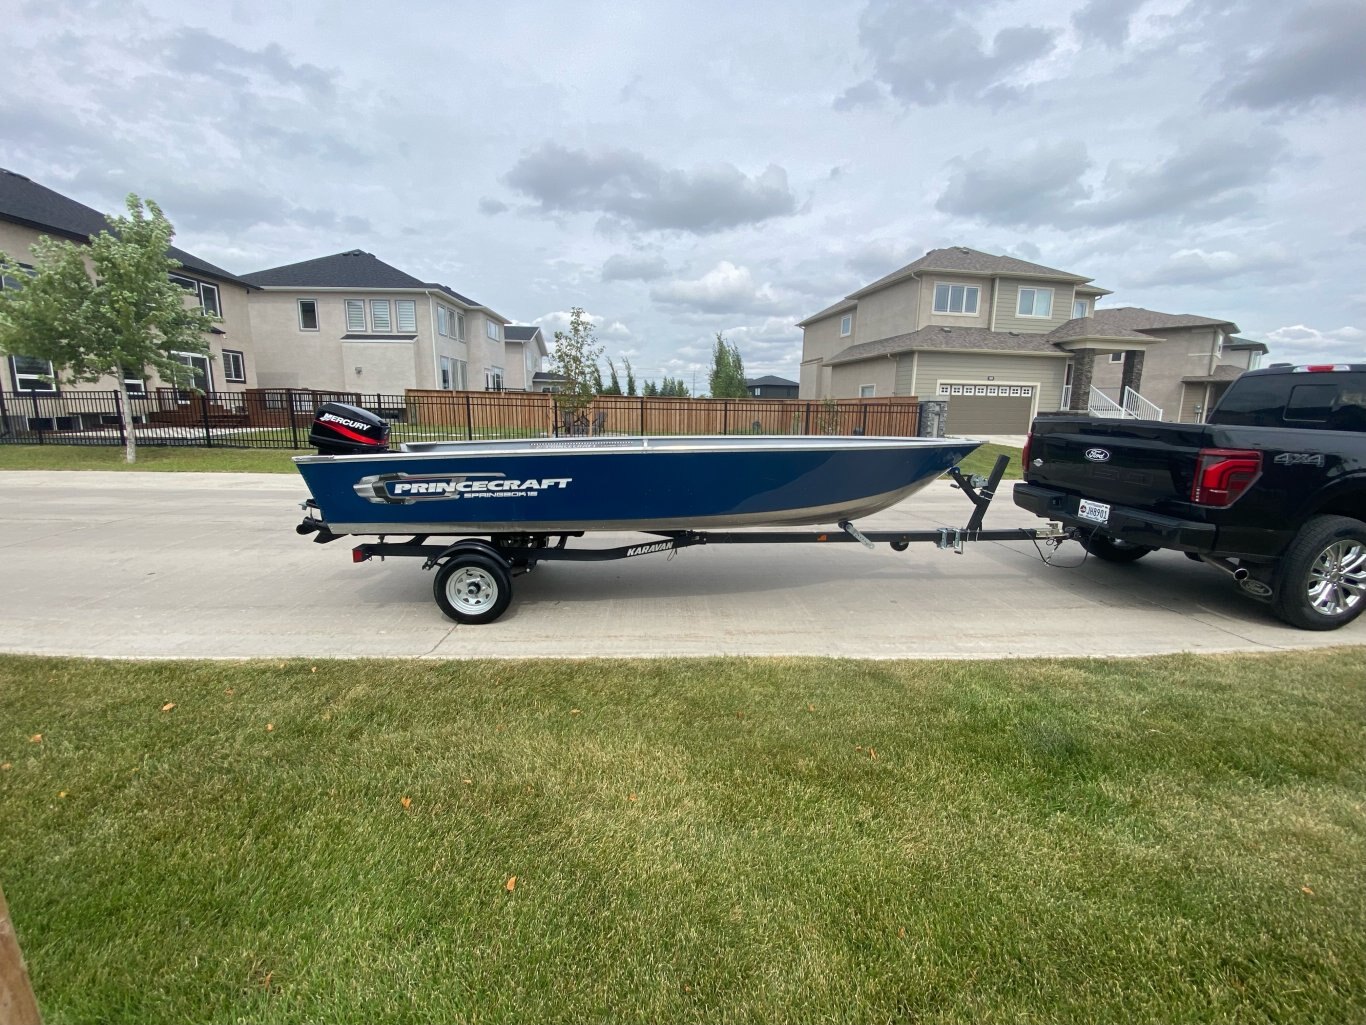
[403,391,923,438]
[0,389,924,448]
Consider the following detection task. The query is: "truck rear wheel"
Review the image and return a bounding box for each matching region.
[1271,515,1366,630]
[1079,532,1155,563]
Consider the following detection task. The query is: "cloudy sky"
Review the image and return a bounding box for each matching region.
[4,0,1363,384]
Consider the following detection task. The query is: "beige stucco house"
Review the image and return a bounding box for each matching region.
[241,251,514,395]
[798,246,1264,434]
[502,325,550,391]
[0,167,258,395]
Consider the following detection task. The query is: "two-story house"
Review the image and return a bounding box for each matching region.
[0,167,258,395]
[240,251,512,395]
[502,326,550,392]
[798,246,1259,434]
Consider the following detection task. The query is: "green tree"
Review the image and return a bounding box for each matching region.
[0,195,215,463]
[602,357,623,395]
[642,379,658,397]
[623,357,637,397]
[707,332,747,398]
[548,307,605,414]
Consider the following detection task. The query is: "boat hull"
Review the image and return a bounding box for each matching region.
[294,435,982,533]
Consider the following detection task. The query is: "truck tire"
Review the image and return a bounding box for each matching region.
[1079,532,1156,563]
[1270,515,1366,630]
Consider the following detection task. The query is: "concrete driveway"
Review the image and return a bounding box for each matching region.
[0,470,1360,659]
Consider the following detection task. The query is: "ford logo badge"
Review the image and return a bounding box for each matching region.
[1084,448,1111,463]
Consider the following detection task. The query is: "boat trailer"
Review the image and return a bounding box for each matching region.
[296,455,1067,624]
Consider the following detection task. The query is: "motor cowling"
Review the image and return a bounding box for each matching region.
[309,402,390,455]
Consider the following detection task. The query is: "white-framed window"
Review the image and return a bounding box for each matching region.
[10,355,56,392]
[457,312,466,343]
[222,349,246,383]
[345,299,367,332]
[436,306,450,337]
[298,299,319,331]
[396,299,417,333]
[370,299,392,333]
[933,282,980,315]
[122,368,146,397]
[1017,287,1054,318]
[1073,299,1089,319]
[858,384,875,398]
[485,366,504,390]
[169,273,220,317]
[172,351,212,393]
[453,358,468,390]
[840,314,852,337]
[440,356,453,390]
[486,320,500,341]
[1214,330,1224,357]
[1110,352,1124,363]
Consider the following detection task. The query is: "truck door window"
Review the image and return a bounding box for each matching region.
[1284,384,1338,423]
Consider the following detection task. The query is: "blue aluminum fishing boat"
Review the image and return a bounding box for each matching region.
[294,411,981,533]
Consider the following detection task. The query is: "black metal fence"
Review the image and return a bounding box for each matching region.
[0,388,926,449]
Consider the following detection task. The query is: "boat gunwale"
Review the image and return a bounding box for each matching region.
[294,434,981,464]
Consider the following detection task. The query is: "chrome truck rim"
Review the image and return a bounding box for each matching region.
[1307,539,1366,617]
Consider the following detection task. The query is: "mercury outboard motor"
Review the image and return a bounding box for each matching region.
[309,402,390,455]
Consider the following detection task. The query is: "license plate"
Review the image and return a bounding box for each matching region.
[1077,499,1110,525]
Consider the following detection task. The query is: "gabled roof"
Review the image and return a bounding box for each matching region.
[1089,306,1239,333]
[849,246,1096,299]
[503,325,542,341]
[826,326,1065,365]
[0,167,247,286]
[795,297,856,328]
[424,282,483,309]
[1226,335,1269,353]
[242,250,429,289]
[745,375,799,387]
[1182,364,1248,384]
[1046,317,1155,344]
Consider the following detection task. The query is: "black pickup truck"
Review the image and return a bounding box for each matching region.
[1013,363,1366,630]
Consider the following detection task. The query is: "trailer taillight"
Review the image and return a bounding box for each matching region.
[1190,449,1261,507]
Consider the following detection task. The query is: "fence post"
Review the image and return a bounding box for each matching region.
[465,394,474,440]
[31,390,44,445]
[803,402,811,435]
[286,390,301,448]
[722,401,729,435]
[200,391,212,446]
[861,404,869,436]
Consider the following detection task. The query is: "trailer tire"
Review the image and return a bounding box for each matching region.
[1079,532,1155,563]
[434,552,513,625]
[1270,515,1366,630]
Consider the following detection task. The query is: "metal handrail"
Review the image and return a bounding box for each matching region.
[1087,387,1126,418]
[1123,386,1163,420]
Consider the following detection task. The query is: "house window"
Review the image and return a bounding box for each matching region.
[1214,331,1224,357]
[298,299,319,331]
[172,351,212,392]
[1110,352,1124,363]
[121,367,146,397]
[485,366,504,391]
[453,358,468,390]
[1073,299,1089,319]
[486,320,500,341]
[1017,287,1054,318]
[396,299,417,333]
[440,356,453,390]
[457,312,466,343]
[10,355,56,392]
[345,299,367,332]
[840,314,852,336]
[169,273,220,317]
[933,283,980,315]
[199,282,221,317]
[222,349,246,383]
[859,384,876,398]
[436,306,450,337]
[370,299,392,333]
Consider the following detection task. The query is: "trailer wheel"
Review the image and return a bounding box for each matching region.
[434,552,513,625]
[1079,533,1155,563]
[1270,515,1366,630]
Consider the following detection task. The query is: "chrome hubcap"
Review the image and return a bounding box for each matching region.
[448,566,498,613]
[1307,539,1366,617]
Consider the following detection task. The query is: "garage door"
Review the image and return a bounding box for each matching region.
[938,383,1035,434]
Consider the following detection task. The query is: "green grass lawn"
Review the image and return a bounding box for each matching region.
[2,651,1361,1023]
[0,440,1023,478]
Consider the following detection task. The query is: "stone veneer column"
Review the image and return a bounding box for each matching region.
[1120,349,1145,394]
[1069,349,1096,412]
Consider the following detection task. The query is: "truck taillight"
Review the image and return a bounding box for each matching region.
[1191,449,1261,507]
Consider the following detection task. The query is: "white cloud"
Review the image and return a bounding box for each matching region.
[651,262,790,315]
[1260,324,1365,365]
